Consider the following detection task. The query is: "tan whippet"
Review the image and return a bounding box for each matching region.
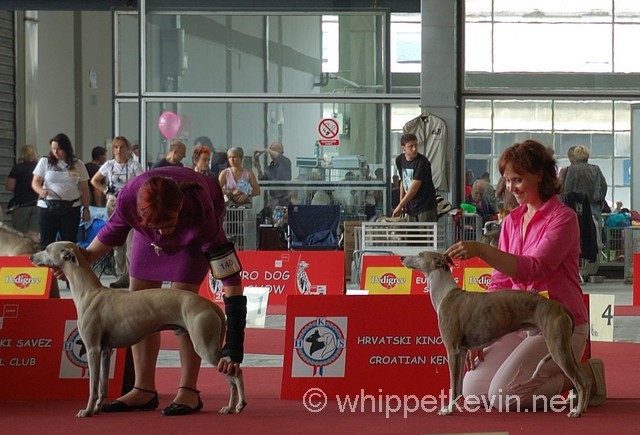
[402,251,591,417]
[31,241,246,417]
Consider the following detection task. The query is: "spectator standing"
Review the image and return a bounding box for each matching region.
[564,145,608,220]
[558,146,577,189]
[253,141,292,207]
[85,146,107,207]
[393,133,438,222]
[91,136,144,288]
[31,133,91,249]
[151,140,186,169]
[219,147,260,207]
[465,169,474,197]
[5,144,39,241]
[192,145,216,178]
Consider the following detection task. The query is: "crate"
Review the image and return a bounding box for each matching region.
[224,207,256,250]
[360,221,445,256]
[601,225,625,263]
[441,213,484,247]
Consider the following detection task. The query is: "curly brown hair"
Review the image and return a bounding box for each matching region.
[498,140,561,202]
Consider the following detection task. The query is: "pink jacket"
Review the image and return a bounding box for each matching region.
[490,195,588,325]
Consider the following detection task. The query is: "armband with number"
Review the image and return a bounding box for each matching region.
[205,242,242,281]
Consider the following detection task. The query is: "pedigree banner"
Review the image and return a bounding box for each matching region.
[281,295,448,399]
[360,255,491,294]
[199,250,345,307]
[0,256,57,299]
[0,299,127,400]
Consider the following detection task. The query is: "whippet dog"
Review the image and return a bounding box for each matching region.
[402,251,591,417]
[31,241,246,418]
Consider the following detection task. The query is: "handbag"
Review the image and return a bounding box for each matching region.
[44,199,77,216]
[44,190,79,216]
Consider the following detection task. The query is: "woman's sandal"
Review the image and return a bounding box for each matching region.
[101,386,159,412]
[161,386,204,416]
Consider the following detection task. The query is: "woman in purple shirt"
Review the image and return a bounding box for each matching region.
[83,166,245,416]
[445,140,605,411]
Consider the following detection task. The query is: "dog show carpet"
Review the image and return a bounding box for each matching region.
[2,338,639,434]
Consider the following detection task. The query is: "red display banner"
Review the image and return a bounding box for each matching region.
[199,250,345,306]
[0,299,127,400]
[281,295,448,400]
[634,253,640,306]
[0,256,58,299]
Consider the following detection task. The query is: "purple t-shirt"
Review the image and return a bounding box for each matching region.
[97,166,227,284]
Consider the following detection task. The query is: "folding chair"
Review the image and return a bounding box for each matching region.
[287,204,341,250]
[77,218,115,277]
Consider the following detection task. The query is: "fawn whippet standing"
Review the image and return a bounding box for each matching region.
[31,241,246,417]
[402,251,591,417]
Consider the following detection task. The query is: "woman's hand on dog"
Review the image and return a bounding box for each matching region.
[444,241,484,261]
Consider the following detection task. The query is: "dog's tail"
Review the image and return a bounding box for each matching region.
[530,353,553,379]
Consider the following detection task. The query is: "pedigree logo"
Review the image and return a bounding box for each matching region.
[365,267,412,295]
[0,267,48,296]
[464,268,493,293]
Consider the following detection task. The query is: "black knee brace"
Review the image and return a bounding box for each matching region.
[221,295,247,363]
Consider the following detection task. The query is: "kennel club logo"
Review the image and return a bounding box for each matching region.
[292,317,347,377]
[59,320,116,379]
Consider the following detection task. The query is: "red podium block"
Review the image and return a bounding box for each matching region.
[281,295,449,400]
[0,299,127,400]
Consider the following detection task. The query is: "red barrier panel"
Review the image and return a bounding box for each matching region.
[0,299,127,400]
[199,250,345,306]
[281,295,449,400]
[634,253,640,306]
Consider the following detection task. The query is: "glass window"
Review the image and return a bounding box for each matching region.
[493,100,552,130]
[390,14,421,73]
[465,0,640,75]
[554,101,613,130]
[115,12,139,94]
[142,12,386,95]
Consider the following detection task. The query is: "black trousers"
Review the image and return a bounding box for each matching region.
[38,206,81,249]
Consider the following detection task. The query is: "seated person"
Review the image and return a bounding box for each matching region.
[465,179,498,223]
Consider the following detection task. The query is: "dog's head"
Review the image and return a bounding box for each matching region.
[401,251,453,276]
[30,241,84,269]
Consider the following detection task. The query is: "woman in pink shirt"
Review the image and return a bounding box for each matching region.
[445,140,605,412]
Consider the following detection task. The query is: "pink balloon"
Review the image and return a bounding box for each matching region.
[158,111,181,140]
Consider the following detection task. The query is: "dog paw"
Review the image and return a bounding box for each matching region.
[235,401,247,414]
[219,406,232,414]
[437,406,453,416]
[76,409,93,418]
[567,408,582,418]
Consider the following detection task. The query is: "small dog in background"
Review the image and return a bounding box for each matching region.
[0,223,39,256]
[482,221,501,247]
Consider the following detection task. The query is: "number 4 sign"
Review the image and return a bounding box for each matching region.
[589,294,615,342]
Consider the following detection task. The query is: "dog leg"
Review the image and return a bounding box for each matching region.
[440,346,465,415]
[79,347,102,417]
[219,372,246,414]
[95,347,112,414]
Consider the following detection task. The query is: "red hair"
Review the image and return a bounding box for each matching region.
[137,177,184,227]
